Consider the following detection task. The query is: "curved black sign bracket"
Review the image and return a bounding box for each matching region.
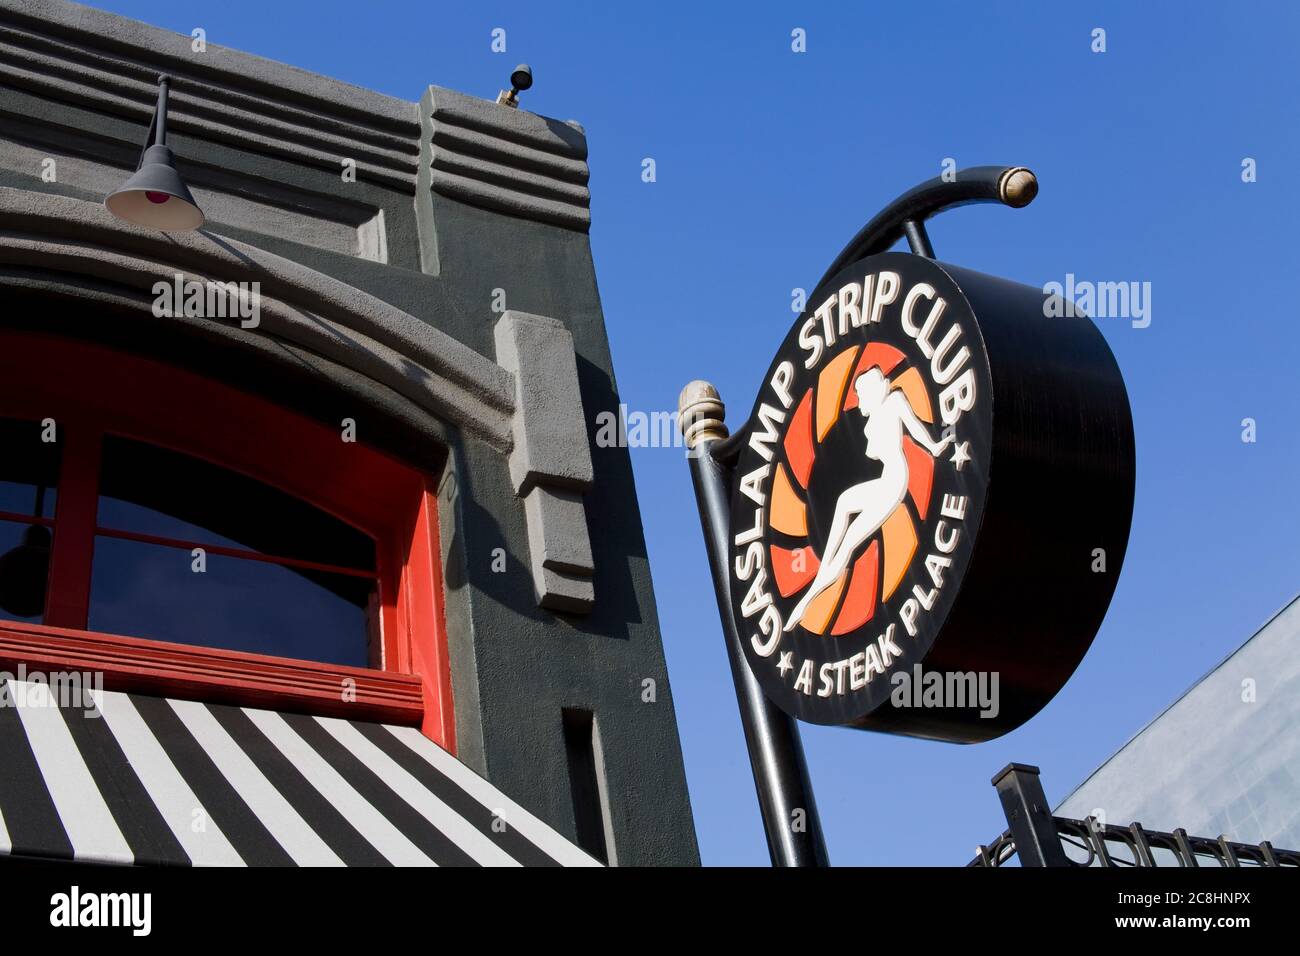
[716,165,1040,465]
[818,165,1038,281]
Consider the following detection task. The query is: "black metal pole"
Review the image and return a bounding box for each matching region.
[680,382,829,867]
[990,763,1069,867]
[901,218,934,258]
[155,75,169,147]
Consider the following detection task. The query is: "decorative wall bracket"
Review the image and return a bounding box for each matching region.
[495,311,595,613]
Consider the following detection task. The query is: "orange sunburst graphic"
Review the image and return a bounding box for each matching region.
[770,343,936,636]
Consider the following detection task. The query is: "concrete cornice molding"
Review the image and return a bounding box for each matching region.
[0,0,416,122]
[0,3,603,216]
[0,268,457,450]
[0,187,514,448]
[428,84,588,161]
[425,85,592,232]
[0,0,421,191]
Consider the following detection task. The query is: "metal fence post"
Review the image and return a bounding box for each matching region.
[991,763,1069,867]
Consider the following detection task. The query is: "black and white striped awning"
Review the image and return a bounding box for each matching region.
[0,679,599,867]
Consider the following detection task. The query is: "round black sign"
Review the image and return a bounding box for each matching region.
[727,252,1134,741]
[729,252,992,727]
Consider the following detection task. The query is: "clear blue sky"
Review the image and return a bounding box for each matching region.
[94,0,1300,865]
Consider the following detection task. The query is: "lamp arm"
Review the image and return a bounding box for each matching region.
[133,109,157,172]
[131,75,170,171]
[155,75,169,147]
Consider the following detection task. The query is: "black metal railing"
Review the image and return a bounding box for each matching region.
[970,764,1300,868]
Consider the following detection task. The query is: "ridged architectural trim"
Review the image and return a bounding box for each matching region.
[426,85,591,232]
[0,188,514,448]
[0,0,421,192]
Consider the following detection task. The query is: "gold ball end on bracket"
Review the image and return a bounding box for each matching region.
[999,167,1038,208]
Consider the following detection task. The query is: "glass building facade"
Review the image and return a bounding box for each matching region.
[1057,595,1300,849]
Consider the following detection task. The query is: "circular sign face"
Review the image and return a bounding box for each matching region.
[728,253,994,728]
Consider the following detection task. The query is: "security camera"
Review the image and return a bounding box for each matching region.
[497,63,533,108]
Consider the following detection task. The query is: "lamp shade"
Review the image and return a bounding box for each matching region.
[105,144,205,231]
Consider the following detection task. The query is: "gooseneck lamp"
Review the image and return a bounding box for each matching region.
[105,74,205,231]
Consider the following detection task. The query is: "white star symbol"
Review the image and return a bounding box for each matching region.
[777,651,794,678]
[950,440,971,471]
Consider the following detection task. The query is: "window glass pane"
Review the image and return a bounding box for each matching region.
[88,536,376,667]
[0,517,51,623]
[0,418,59,518]
[97,435,375,572]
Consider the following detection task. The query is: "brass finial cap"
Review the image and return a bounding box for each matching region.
[999,167,1038,208]
[678,380,728,449]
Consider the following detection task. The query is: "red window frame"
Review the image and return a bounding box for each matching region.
[0,332,455,751]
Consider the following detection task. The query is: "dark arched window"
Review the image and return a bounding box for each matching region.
[0,333,453,749]
[90,434,380,667]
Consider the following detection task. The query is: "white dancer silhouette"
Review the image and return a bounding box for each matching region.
[784,368,953,632]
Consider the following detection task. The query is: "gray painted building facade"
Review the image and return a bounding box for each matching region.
[0,0,698,865]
